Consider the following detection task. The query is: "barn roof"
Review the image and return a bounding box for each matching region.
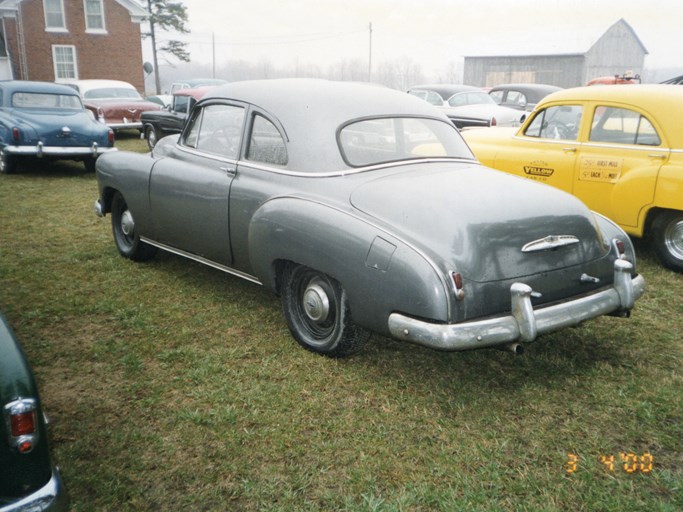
[464,18,648,59]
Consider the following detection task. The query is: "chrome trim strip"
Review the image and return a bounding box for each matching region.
[388,259,645,351]
[106,122,143,130]
[175,142,475,177]
[521,235,580,253]
[139,237,262,285]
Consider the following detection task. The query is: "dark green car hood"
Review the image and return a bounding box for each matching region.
[350,162,607,283]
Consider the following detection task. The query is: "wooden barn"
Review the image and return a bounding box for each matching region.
[463,19,648,88]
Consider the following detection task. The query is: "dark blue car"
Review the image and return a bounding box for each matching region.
[0,80,115,173]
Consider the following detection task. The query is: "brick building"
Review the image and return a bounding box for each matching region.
[0,0,148,90]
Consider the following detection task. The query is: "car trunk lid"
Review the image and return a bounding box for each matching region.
[350,162,608,283]
[13,109,101,147]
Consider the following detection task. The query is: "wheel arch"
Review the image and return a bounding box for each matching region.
[247,197,452,335]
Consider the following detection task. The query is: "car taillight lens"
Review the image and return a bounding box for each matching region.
[615,239,625,255]
[4,398,38,453]
[12,126,20,142]
[10,410,36,437]
[490,117,497,127]
[108,130,115,144]
[451,272,465,300]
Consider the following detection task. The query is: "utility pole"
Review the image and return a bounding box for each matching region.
[368,22,373,82]
[212,32,216,78]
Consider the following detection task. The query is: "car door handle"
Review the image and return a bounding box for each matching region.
[648,153,666,160]
[563,147,577,153]
[219,165,236,175]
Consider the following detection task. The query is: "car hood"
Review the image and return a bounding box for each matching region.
[350,162,606,283]
[9,108,111,146]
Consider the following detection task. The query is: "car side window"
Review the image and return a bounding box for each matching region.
[589,106,661,146]
[525,105,582,140]
[188,104,245,159]
[506,91,527,108]
[489,90,503,104]
[173,95,190,114]
[247,114,288,166]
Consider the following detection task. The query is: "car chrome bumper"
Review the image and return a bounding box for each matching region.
[105,121,143,130]
[388,259,646,351]
[4,143,116,157]
[0,468,68,512]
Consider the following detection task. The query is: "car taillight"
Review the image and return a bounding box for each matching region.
[12,127,20,142]
[4,398,38,453]
[108,130,115,144]
[490,117,497,127]
[614,239,626,258]
[451,272,465,300]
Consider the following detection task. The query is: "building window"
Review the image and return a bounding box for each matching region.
[84,0,106,32]
[53,45,78,81]
[44,0,67,31]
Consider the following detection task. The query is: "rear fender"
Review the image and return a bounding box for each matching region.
[248,197,451,335]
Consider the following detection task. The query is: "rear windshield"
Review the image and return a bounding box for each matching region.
[338,117,473,167]
[12,92,83,110]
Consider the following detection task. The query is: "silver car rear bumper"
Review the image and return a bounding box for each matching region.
[388,259,646,351]
[4,143,116,157]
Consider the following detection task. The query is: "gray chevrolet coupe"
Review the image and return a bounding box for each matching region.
[94,79,645,357]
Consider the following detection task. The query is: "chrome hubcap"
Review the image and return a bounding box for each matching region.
[664,218,683,260]
[303,283,330,323]
[121,210,135,236]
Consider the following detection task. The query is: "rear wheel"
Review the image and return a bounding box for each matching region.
[281,264,370,357]
[651,210,683,272]
[111,191,158,261]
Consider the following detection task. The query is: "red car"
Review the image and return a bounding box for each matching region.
[64,79,161,132]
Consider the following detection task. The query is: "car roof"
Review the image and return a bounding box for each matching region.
[408,84,480,100]
[201,79,452,173]
[539,84,683,146]
[0,80,80,97]
[62,79,137,94]
[174,78,227,88]
[173,86,216,99]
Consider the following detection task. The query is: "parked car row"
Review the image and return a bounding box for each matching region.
[407,84,527,129]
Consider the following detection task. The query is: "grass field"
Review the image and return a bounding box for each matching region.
[0,132,681,511]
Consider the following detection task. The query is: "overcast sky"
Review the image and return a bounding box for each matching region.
[160,0,681,79]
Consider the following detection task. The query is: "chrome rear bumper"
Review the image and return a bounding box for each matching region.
[4,143,116,157]
[388,259,646,351]
[0,468,68,512]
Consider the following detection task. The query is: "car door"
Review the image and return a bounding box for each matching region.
[148,101,246,266]
[159,94,190,133]
[572,103,668,228]
[492,104,584,192]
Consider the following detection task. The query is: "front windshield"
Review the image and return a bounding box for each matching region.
[12,92,83,110]
[447,92,496,107]
[83,87,142,100]
[339,117,474,167]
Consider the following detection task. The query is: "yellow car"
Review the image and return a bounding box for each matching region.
[462,84,683,272]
